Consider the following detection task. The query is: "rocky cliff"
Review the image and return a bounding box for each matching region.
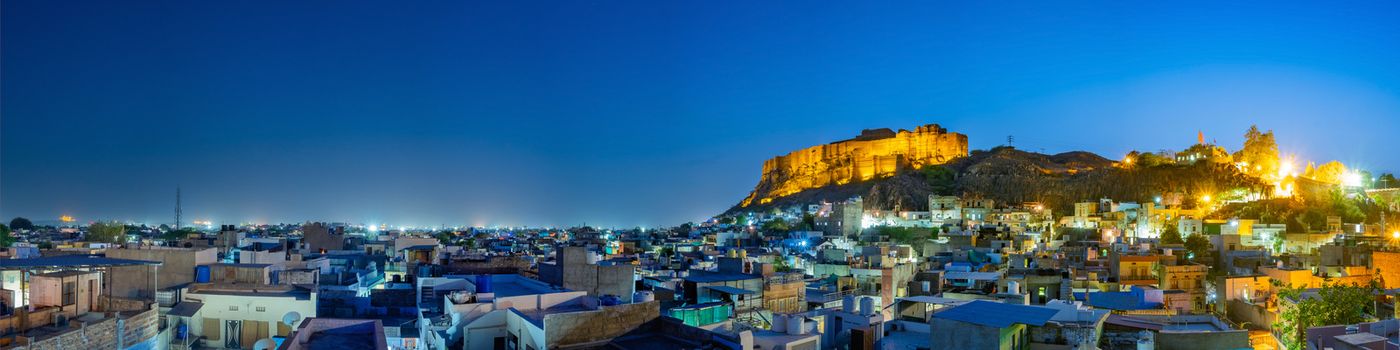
[738,124,968,208]
[727,145,1266,215]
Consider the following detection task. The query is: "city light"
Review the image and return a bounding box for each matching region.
[1343,171,1363,187]
[1278,158,1296,178]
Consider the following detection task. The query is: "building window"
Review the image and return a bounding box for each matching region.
[256,306,266,312]
[229,306,239,311]
[62,282,76,305]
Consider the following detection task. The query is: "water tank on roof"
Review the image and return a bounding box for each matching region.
[1007,281,1021,294]
[859,297,876,316]
[600,295,622,306]
[770,314,786,332]
[632,291,654,303]
[195,265,211,283]
[475,275,493,293]
[786,316,804,335]
[843,295,857,313]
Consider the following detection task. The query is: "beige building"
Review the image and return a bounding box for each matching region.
[1158,264,1209,313]
[107,246,218,299]
[169,284,318,350]
[29,270,102,315]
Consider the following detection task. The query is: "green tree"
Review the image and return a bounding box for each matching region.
[9,217,34,231]
[875,226,934,244]
[86,221,127,243]
[435,231,456,245]
[160,228,195,241]
[1274,280,1379,350]
[761,220,791,234]
[0,224,14,247]
[1233,125,1279,177]
[1160,224,1184,245]
[921,165,957,195]
[1379,173,1398,189]
[1184,234,1212,259]
[799,213,816,231]
[1310,161,1347,184]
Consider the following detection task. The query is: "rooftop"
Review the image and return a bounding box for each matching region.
[32,270,99,278]
[685,272,760,283]
[0,255,160,270]
[279,318,387,350]
[932,300,1058,328]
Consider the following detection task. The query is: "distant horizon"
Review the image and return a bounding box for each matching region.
[3,122,1391,229]
[6,1,1400,227]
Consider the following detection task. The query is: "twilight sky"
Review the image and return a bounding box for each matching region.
[4,1,1400,228]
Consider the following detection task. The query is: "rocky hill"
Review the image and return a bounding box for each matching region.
[727,146,1266,215]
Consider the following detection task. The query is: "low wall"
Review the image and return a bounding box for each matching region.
[1156,329,1250,350]
[544,301,660,346]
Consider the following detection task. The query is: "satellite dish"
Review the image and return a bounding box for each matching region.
[253,338,277,350]
[282,311,302,328]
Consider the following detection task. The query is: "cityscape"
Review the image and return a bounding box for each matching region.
[4,2,1400,350]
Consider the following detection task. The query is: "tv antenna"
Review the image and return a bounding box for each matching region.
[175,186,182,229]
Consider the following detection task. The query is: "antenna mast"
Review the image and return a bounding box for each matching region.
[175,186,183,229]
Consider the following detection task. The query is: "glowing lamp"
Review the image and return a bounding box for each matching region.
[1342,172,1363,187]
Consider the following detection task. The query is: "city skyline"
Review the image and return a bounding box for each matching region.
[6,1,1400,227]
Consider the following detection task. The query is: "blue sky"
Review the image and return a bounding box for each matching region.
[4,1,1400,227]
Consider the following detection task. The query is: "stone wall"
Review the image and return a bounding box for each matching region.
[97,297,151,312]
[1372,251,1400,289]
[740,124,968,207]
[1155,329,1250,350]
[120,308,161,348]
[15,317,118,350]
[11,306,160,350]
[445,256,531,275]
[278,269,320,285]
[543,301,659,347]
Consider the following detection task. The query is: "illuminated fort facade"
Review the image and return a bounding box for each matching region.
[740,123,968,207]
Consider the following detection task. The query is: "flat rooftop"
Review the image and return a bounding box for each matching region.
[281,318,385,350]
[472,275,565,298]
[32,270,99,278]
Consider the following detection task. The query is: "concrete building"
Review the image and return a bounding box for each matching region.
[817,197,863,237]
[106,246,218,299]
[169,284,318,350]
[28,270,102,315]
[302,222,346,253]
[930,300,1059,350]
[421,274,659,350]
[538,246,635,298]
[1158,264,1208,313]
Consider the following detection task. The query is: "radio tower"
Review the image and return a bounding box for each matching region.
[175,187,182,230]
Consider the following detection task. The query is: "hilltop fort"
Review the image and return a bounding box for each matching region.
[739,123,968,208]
